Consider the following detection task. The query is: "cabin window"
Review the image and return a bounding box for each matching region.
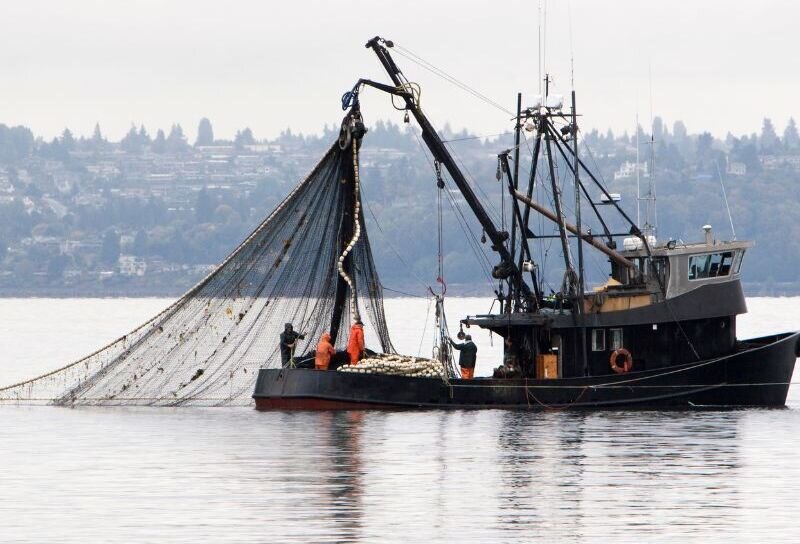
[688,251,734,280]
[591,329,605,351]
[719,252,734,275]
[609,328,624,350]
[734,250,745,274]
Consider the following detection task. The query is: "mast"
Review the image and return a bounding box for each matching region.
[498,152,538,307]
[542,76,575,292]
[545,133,574,283]
[571,91,585,297]
[571,89,588,375]
[639,116,657,238]
[330,110,363,344]
[518,128,543,295]
[508,92,522,311]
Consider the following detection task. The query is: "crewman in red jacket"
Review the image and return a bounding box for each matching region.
[347,320,365,364]
[315,332,336,370]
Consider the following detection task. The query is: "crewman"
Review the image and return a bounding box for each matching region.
[493,336,520,378]
[346,320,365,364]
[315,332,336,371]
[449,334,477,379]
[279,323,305,367]
[493,358,520,379]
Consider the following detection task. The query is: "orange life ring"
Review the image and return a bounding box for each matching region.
[610,348,633,374]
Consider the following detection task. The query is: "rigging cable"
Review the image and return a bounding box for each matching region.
[715,160,737,240]
[360,183,430,292]
[410,128,496,286]
[432,159,459,380]
[391,44,514,116]
[435,160,446,294]
[443,140,504,226]
[440,181,497,284]
[417,296,433,357]
[407,126,503,226]
[442,132,514,143]
[380,51,508,227]
[381,286,429,299]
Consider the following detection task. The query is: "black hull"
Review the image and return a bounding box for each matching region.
[253,332,800,410]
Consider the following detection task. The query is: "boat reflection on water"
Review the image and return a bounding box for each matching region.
[493,410,744,540]
[2,404,787,542]
[301,411,366,543]
[250,409,756,542]
[323,411,365,539]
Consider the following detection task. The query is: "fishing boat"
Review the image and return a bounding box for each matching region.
[252,37,800,410]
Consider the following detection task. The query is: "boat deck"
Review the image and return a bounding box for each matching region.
[254,332,800,410]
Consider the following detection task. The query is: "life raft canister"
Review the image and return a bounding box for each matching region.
[610,348,633,374]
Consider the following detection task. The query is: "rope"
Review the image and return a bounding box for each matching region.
[417,296,433,357]
[391,82,422,112]
[435,160,445,293]
[336,136,362,322]
[409,128,495,286]
[361,185,429,291]
[442,132,513,143]
[444,141,503,225]
[432,296,459,381]
[392,43,514,116]
[381,285,429,299]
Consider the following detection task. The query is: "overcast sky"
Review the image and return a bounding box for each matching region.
[3,0,799,142]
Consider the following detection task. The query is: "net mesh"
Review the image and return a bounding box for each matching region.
[0,130,395,406]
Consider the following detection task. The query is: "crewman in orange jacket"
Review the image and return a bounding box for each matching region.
[347,320,365,364]
[315,332,335,371]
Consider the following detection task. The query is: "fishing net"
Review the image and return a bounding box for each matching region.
[0,122,395,406]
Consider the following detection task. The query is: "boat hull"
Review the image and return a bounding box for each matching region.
[253,332,800,410]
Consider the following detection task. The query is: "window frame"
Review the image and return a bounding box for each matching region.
[734,250,745,275]
[591,329,606,352]
[609,328,624,350]
[688,251,734,281]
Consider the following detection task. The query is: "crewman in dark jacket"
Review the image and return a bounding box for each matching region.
[449,334,477,379]
[279,323,305,367]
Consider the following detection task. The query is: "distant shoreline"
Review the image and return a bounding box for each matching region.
[1,282,798,298]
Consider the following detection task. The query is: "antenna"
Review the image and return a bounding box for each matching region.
[715,160,737,240]
[636,113,641,228]
[647,64,657,237]
[542,0,548,92]
[538,0,542,96]
[567,0,575,89]
[636,65,657,238]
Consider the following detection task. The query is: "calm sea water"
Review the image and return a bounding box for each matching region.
[1,297,800,543]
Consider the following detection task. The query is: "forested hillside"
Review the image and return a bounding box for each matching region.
[0,116,796,296]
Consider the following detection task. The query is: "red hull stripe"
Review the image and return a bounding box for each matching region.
[254,397,403,411]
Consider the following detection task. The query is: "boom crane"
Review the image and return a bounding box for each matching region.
[355,36,537,305]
